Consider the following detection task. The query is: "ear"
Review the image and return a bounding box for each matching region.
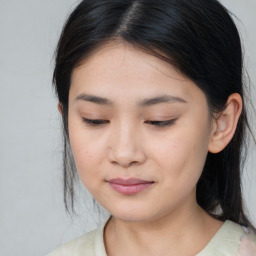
[57,102,63,115]
[208,93,243,154]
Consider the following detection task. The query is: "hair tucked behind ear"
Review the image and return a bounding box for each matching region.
[53,0,256,230]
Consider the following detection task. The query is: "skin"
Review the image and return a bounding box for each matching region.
[60,40,242,256]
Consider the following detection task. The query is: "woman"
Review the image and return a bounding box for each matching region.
[47,0,256,255]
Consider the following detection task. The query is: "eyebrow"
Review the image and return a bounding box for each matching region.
[75,93,187,106]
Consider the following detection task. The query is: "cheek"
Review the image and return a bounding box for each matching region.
[151,137,209,212]
[151,123,210,186]
[68,119,105,185]
[71,141,105,192]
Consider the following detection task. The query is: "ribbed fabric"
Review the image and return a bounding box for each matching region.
[46,218,256,256]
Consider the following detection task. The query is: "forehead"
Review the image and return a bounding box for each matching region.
[69,41,205,105]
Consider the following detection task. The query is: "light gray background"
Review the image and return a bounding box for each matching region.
[0,1,255,255]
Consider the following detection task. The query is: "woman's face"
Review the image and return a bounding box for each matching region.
[68,41,214,222]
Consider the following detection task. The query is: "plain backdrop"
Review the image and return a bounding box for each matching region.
[0,1,255,255]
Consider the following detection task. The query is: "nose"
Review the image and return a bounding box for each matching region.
[108,122,146,168]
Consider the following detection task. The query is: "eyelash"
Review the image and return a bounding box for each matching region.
[82,118,177,128]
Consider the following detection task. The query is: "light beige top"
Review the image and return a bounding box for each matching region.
[46,218,256,256]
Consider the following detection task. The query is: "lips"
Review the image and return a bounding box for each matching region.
[107,178,155,195]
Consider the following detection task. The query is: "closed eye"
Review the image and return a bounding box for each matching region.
[82,118,177,127]
[145,119,177,127]
[82,118,109,126]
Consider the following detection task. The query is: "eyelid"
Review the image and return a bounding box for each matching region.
[82,118,178,128]
[82,118,109,126]
[145,119,177,127]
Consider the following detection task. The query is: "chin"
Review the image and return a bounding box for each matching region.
[107,206,161,223]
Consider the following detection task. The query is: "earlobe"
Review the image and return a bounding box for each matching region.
[208,93,243,154]
[58,102,63,115]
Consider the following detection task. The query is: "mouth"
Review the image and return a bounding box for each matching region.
[107,178,155,195]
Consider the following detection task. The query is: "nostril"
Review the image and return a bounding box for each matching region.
[111,160,139,168]
[130,161,139,166]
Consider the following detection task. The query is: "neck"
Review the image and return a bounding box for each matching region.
[104,201,223,256]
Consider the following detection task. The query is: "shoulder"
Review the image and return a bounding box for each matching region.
[46,228,97,256]
[198,220,256,256]
[45,217,110,256]
[237,225,256,256]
